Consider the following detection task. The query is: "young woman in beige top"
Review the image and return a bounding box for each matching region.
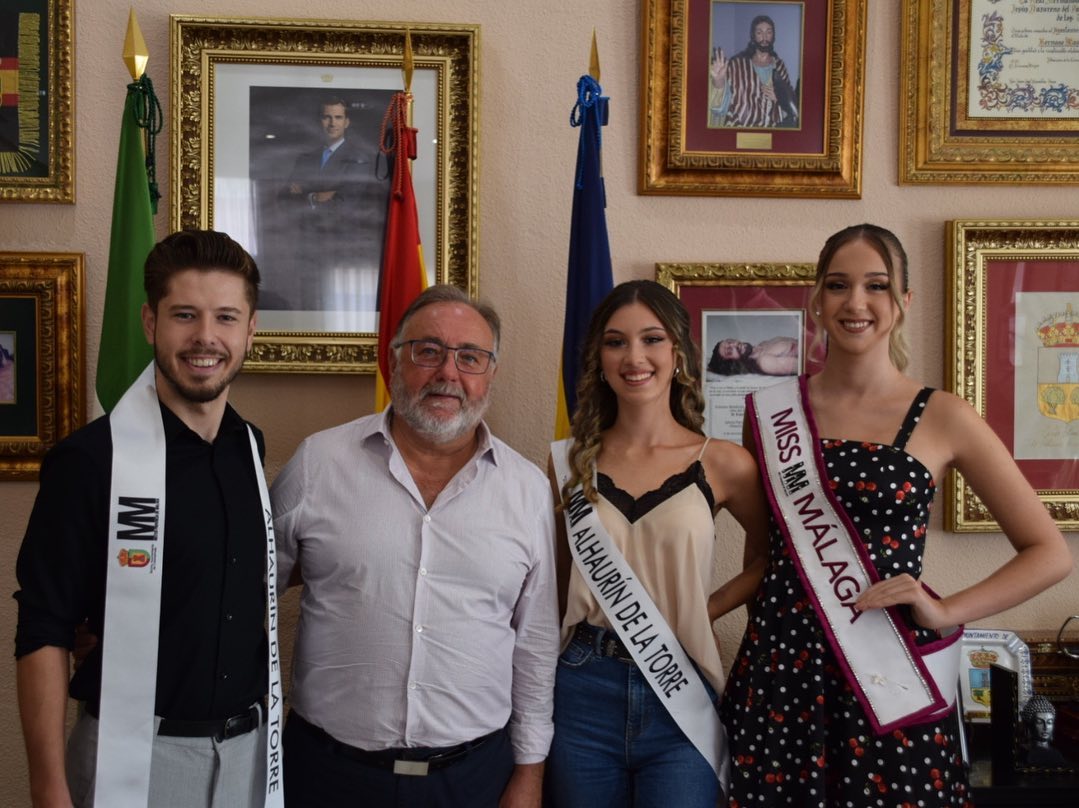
[545,280,769,807]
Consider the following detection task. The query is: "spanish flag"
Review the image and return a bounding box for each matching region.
[554,74,613,438]
[375,91,427,411]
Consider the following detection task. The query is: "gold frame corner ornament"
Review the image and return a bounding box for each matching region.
[0,252,84,480]
[170,15,479,373]
[639,0,866,198]
[945,220,1079,532]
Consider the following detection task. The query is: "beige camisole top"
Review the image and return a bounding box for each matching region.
[559,440,726,692]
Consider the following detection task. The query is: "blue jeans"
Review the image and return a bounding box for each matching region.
[545,625,723,808]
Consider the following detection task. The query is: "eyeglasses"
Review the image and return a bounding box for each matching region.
[394,339,496,374]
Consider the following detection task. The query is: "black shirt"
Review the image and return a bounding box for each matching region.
[14,402,268,721]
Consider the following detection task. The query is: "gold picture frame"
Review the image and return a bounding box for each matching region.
[656,262,823,441]
[946,220,1079,532]
[900,1,1079,184]
[0,0,75,203]
[0,252,83,480]
[171,16,479,373]
[639,0,867,198]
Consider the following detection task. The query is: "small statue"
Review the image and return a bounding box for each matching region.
[1020,694,1070,767]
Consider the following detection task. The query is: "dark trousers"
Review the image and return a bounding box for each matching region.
[283,711,515,808]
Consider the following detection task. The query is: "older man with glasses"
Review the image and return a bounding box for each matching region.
[271,285,558,808]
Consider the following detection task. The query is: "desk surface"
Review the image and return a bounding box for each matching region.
[969,758,1079,806]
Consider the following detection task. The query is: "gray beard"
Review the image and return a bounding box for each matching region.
[389,374,490,444]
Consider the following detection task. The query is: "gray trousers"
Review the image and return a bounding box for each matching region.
[66,710,267,808]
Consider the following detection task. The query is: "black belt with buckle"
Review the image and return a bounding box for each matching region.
[574,622,634,662]
[158,702,262,742]
[291,711,500,777]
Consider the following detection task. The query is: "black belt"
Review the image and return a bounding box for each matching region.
[86,701,263,742]
[574,621,634,662]
[158,702,262,741]
[290,711,500,776]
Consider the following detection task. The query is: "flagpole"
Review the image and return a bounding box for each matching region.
[403,30,414,148]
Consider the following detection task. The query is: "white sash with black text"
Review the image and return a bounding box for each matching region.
[552,439,728,785]
[747,378,961,734]
[95,362,284,807]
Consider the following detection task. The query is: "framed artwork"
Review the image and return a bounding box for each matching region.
[656,262,824,442]
[0,252,83,480]
[639,0,867,197]
[959,628,1032,723]
[171,16,479,373]
[900,0,1079,184]
[0,0,74,202]
[946,220,1079,532]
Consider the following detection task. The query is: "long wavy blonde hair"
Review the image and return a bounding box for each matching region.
[562,281,706,504]
[808,223,912,371]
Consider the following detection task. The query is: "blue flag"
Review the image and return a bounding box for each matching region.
[555,75,613,439]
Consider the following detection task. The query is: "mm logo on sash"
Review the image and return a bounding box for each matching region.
[115,496,160,540]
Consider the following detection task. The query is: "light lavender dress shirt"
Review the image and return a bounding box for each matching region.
[271,410,558,764]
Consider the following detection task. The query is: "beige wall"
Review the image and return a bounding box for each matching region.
[2,1,1076,802]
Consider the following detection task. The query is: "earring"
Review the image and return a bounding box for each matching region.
[673,366,681,377]
[600,371,606,383]
[814,309,821,316]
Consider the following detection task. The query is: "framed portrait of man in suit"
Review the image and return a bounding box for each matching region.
[172,17,478,373]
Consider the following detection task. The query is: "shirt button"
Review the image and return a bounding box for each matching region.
[422,514,431,524]
[419,568,428,576]
[408,681,417,690]
[225,613,233,622]
[230,556,238,565]
[415,624,423,633]
[221,673,229,680]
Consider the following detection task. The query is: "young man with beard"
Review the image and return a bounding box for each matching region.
[709,14,799,128]
[15,230,281,808]
[272,285,558,808]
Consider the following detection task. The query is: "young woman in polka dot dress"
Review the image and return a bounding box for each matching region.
[721,224,1072,807]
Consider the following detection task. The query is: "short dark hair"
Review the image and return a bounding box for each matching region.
[144,229,260,312]
[320,98,350,116]
[392,285,501,352]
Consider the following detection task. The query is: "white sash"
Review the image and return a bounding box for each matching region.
[551,439,729,786]
[95,363,284,806]
[747,378,962,734]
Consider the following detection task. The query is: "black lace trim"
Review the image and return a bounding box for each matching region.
[597,461,714,524]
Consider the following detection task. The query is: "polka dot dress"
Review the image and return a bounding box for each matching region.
[721,389,973,807]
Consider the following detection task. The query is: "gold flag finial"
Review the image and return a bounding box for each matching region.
[589,29,600,82]
[403,29,415,93]
[123,8,149,81]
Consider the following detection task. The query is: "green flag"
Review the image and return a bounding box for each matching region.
[95,87,155,412]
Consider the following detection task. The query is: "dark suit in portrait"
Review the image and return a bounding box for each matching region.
[273,98,388,313]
